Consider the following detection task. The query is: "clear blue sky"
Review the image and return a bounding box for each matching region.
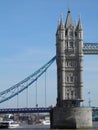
[0,0,98,108]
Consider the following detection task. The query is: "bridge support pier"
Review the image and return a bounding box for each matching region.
[50,107,92,129]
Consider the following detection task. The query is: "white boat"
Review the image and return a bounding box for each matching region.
[42,120,50,125]
[9,121,20,128]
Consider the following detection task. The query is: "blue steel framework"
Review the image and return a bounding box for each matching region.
[0,56,56,103]
[0,43,98,107]
[83,43,98,54]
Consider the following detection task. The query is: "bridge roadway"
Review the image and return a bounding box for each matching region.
[0,107,97,114]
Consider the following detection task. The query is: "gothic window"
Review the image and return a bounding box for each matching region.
[70,41,73,48]
[66,61,69,67]
[67,61,71,67]
[71,62,73,67]
[67,93,69,99]
[71,91,73,96]
[68,61,77,67]
[70,76,73,82]
[70,61,76,67]
[66,61,73,67]
[65,30,68,35]
[65,87,76,100]
[75,32,77,36]
[60,32,64,39]
[66,77,69,82]
[66,73,74,83]
[69,31,73,37]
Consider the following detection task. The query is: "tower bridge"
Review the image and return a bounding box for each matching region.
[0,9,98,129]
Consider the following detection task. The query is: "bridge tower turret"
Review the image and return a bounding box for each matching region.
[75,17,83,103]
[50,8,92,129]
[56,9,83,107]
[56,17,66,106]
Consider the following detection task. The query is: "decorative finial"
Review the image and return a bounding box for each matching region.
[68,0,70,13]
[78,13,81,21]
[58,18,60,25]
[60,13,63,23]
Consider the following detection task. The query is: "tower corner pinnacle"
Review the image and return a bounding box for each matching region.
[76,15,83,30]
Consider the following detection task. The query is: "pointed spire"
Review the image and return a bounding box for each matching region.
[56,18,60,30]
[65,8,74,28]
[60,14,64,27]
[56,16,65,35]
[76,16,83,30]
[58,15,65,30]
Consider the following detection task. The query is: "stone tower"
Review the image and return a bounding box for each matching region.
[56,9,83,107]
[50,9,92,129]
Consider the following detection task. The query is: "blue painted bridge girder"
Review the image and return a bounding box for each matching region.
[0,107,97,114]
[0,107,52,114]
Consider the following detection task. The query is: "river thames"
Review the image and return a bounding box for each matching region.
[2,121,98,130]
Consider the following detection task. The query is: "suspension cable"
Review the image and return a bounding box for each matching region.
[26,87,28,108]
[35,79,38,108]
[45,70,47,107]
[17,94,19,108]
[17,87,19,108]
[0,56,56,104]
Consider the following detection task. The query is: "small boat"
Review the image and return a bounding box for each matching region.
[42,120,50,125]
[0,121,9,128]
[9,121,20,128]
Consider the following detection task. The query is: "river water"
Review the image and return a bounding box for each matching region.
[2,121,98,130]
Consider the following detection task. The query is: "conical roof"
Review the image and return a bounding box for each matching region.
[56,17,65,35]
[59,17,65,29]
[76,17,83,30]
[65,8,74,28]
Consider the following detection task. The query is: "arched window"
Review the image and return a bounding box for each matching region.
[69,41,73,48]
